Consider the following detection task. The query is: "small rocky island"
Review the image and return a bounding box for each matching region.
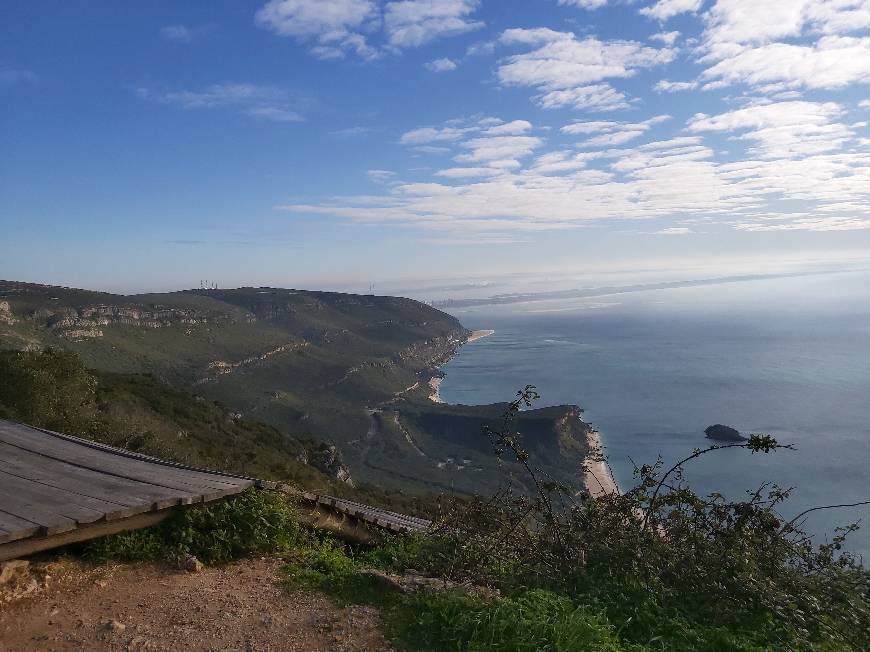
[705,424,748,442]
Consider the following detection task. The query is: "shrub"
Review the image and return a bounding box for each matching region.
[85,489,303,564]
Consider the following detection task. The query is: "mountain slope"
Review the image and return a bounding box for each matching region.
[0,280,590,495]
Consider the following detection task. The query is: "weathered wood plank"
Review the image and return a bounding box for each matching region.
[0,490,78,535]
[0,512,41,544]
[0,471,137,523]
[0,423,251,494]
[0,442,187,512]
[0,509,174,562]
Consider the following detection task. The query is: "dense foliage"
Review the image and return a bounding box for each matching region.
[85,489,303,564]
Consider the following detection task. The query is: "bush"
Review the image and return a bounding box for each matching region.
[85,489,303,564]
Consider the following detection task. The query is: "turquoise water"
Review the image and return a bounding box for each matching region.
[439,271,870,557]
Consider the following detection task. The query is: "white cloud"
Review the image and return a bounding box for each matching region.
[435,167,502,178]
[368,169,397,182]
[256,0,482,59]
[497,28,676,111]
[425,57,458,72]
[256,0,379,58]
[484,120,533,135]
[640,0,704,21]
[688,101,855,158]
[696,1,870,92]
[538,84,633,111]
[651,31,681,45]
[562,115,670,147]
[656,227,693,234]
[703,36,870,91]
[704,0,870,50]
[466,40,495,56]
[860,100,870,108]
[0,67,36,84]
[655,79,699,92]
[277,104,870,238]
[735,215,870,232]
[136,83,304,122]
[557,0,609,9]
[160,25,193,42]
[456,135,543,162]
[384,0,483,48]
[400,125,473,144]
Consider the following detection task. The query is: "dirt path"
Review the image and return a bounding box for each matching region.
[0,557,393,652]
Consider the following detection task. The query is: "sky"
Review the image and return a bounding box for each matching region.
[2,1,870,294]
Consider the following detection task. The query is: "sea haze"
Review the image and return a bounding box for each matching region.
[438,270,870,556]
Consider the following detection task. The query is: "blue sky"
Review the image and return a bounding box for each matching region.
[2,1,870,294]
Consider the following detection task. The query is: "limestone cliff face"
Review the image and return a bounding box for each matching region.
[304,444,355,486]
[0,301,15,325]
[22,303,232,339]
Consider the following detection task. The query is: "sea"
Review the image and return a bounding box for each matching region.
[435,270,870,558]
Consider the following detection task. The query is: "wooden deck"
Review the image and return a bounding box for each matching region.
[0,419,431,561]
[0,419,264,561]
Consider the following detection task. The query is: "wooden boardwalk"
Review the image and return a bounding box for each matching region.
[0,419,430,561]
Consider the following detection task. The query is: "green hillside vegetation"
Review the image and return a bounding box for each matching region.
[0,348,444,515]
[82,402,870,651]
[0,280,591,495]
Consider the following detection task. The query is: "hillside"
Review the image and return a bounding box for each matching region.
[0,280,591,495]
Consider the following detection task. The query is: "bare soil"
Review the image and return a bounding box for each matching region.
[0,557,393,651]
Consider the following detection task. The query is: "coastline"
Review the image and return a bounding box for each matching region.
[428,329,494,402]
[584,427,620,497]
[431,327,619,498]
[467,329,495,343]
[428,376,444,403]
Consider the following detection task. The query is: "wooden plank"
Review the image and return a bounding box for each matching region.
[30,424,259,483]
[0,490,78,535]
[0,512,41,545]
[0,509,173,562]
[0,471,131,523]
[0,424,250,495]
[0,442,186,512]
[0,421,246,489]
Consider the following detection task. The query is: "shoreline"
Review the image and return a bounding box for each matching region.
[467,329,495,343]
[428,329,494,402]
[427,376,444,403]
[584,427,620,497]
[430,327,619,497]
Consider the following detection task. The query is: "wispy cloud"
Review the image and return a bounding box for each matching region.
[136,83,305,122]
[425,57,458,72]
[159,25,193,42]
[255,0,484,60]
[640,0,704,22]
[496,28,676,111]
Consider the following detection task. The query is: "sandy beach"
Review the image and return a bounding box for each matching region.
[583,428,620,498]
[467,329,495,343]
[428,376,444,403]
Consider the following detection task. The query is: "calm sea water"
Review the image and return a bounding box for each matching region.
[439,271,870,557]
